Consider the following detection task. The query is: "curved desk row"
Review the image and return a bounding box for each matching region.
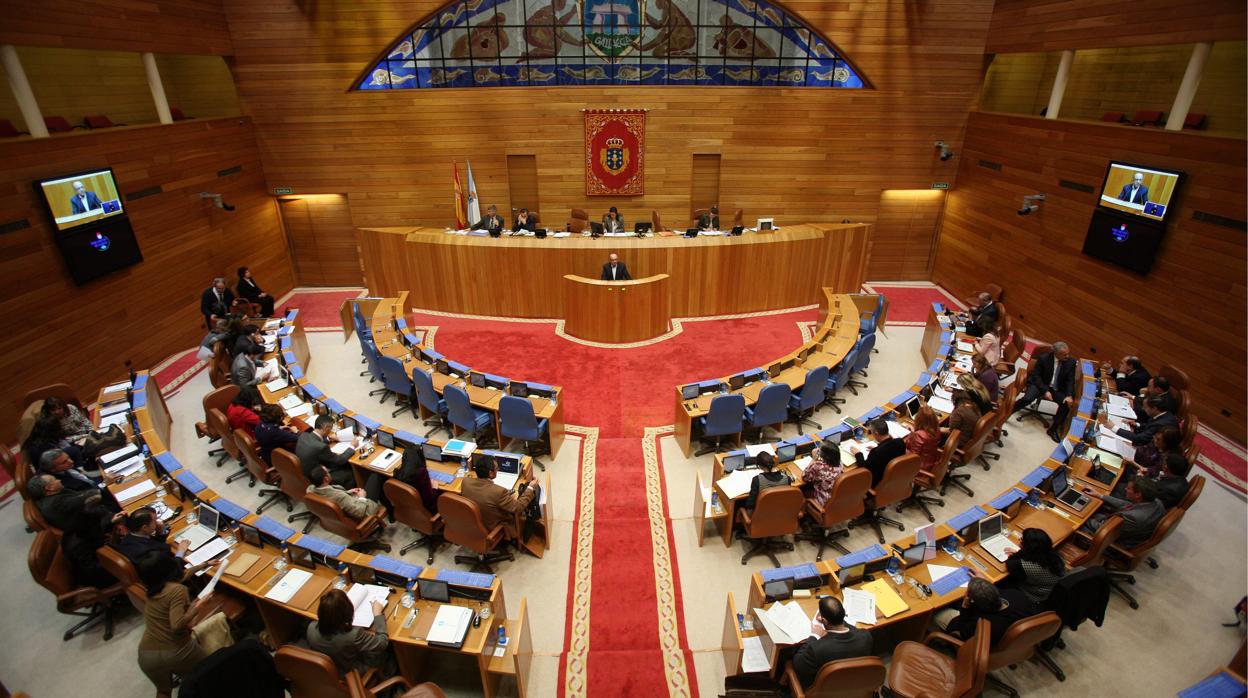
[358,224,871,319]
[91,310,537,697]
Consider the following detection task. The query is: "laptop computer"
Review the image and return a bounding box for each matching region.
[976,513,1013,562]
[684,228,699,237]
[681,384,699,400]
[590,222,604,236]
[723,452,746,472]
[173,503,220,552]
[1050,467,1092,512]
[634,222,652,234]
[898,542,926,568]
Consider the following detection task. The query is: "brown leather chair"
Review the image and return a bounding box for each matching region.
[735,485,804,567]
[1105,505,1186,609]
[1180,413,1198,452]
[927,613,1062,698]
[271,448,318,532]
[1157,363,1190,391]
[22,384,82,411]
[934,429,972,497]
[346,672,424,698]
[852,453,921,543]
[235,428,290,514]
[954,410,997,472]
[0,446,17,480]
[276,645,409,698]
[96,545,149,611]
[303,491,390,554]
[23,500,56,533]
[1183,443,1201,467]
[796,468,872,561]
[732,208,744,227]
[1176,474,1205,512]
[385,479,444,565]
[29,530,125,641]
[899,438,954,522]
[438,491,514,573]
[985,385,1019,456]
[1014,342,1055,428]
[651,210,663,232]
[207,407,249,483]
[14,456,34,503]
[195,384,240,466]
[691,207,709,227]
[781,656,886,698]
[997,313,1013,343]
[567,208,589,234]
[886,618,990,698]
[1058,515,1122,568]
[995,335,1026,380]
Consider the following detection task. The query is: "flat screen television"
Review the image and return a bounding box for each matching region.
[36,168,127,231]
[35,168,142,285]
[1081,208,1166,275]
[1096,161,1184,223]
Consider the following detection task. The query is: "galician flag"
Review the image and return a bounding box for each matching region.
[453,162,467,230]
[465,159,482,227]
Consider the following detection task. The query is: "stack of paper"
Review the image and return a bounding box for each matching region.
[99,444,139,465]
[287,403,314,419]
[717,469,756,500]
[346,584,392,626]
[442,440,476,458]
[116,479,157,504]
[330,442,353,455]
[745,443,776,457]
[753,601,811,644]
[265,568,312,604]
[862,579,909,618]
[841,588,876,626]
[956,340,975,353]
[741,636,771,673]
[794,456,814,472]
[265,376,289,392]
[427,605,474,647]
[886,421,912,440]
[335,427,355,443]
[102,380,132,395]
[186,538,230,567]
[278,393,304,410]
[105,455,146,479]
[99,412,130,430]
[99,401,130,418]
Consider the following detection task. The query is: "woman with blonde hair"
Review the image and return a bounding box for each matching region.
[957,372,993,413]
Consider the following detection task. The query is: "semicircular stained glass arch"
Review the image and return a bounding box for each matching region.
[355,0,869,90]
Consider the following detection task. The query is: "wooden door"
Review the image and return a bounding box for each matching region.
[868,190,946,281]
[278,195,362,286]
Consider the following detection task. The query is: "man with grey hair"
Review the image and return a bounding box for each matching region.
[29,473,122,587]
[68,180,103,214]
[964,291,999,337]
[942,576,1039,647]
[39,448,101,492]
[1013,340,1078,442]
[200,275,235,328]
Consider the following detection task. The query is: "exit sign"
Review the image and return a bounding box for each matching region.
[273,187,293,195]
[931,182,950,190]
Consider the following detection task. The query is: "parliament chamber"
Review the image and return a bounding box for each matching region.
[0,1,1245,698]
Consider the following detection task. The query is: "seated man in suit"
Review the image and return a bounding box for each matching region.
[200,277,236,329]
[962,292,999,338]
[29,474,110,531]
[472,204,504,231]
[1147,452,1191,509]
[942,577,1039,647]
[1117,172,1149,205]
[513,208,537,232]
[459,454,539,541]
[230,343,272,387]
[1012,341,1077,441]
[296,415,358,487]
[69,180,103,214]
[1111,395,1179,446]
[848,419,906,487]
[742,452,792,513]
[39,448,105,492]
[114,506,185,565]
[601,206,626,234]
[307,466,383,522]
[1106,355,1151,398]
[791,597,874,688]
[600,253,632,281]
[1134,375,1177,415]
[28,474,119,588]
[1080,476,1165,548]
[698,205,720,231]
[230,323,263,358]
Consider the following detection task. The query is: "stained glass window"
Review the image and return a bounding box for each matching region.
[356,0,868,90]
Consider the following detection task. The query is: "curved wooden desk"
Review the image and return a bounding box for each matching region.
[358,224,870,318]
[563,273,670,344]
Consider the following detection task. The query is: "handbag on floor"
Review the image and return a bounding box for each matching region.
[192,611,234,655]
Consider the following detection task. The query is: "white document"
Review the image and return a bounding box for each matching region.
[102,380,132,395]
[197,555,230,600]
[105,455,146,479]
[335,427,354,443]
[741,635,772,673]
[330,442,353,455]
[263,319,282,330]
[286,403,314,420]
[553,232,571,238]
[116,479,156,504]
[99,401,130,418]
[933,386,953,400]
[794,456,813,473]
[927,564,969,589]
[347,583,392,627]
[1106,402,1137,420]
[842,588,877,627]
[99,412,130,430]
[886,421,912,440]
[427,605,474,645]
[186,537,231,567]
[754,602,808,645]
[265,568,313,604]
[745,444,776,457]
[928,396,955,414]
[1107,393,1131,407]
[717,469,756,500]
[956,341,975,353]
[265,376,289,392]
[494,472,520,490]
[278,393,304,410]
[367,449,401,471]
[99,443,139,465]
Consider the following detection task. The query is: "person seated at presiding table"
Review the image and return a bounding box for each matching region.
[600,253,632,281]
[1080,476,1165,549]
[135,551,224,698]
[235,265,276,317]
[254,404,300,465]
[230,342,272,388]
[743,452,793,513]
[231,323,264,359]
[24,415,89,472]
[308,466,383,522]
[226,385,262,438]
[801,442,846,508]
[905,404,943,473]
[941,577,1039,647]
[366,445,441,514]
[40,396,94,442]
[973,353,1000,403]
[460,453,540,541]
[1104,355,1152,399]
[957,372,994,414]
[306,588,392,677]
[697,206,720,231]
[1004,528,1066,605]
[1123,426,1182,479]
[602,206,626,233]
[472,204,504,231]
[849,419,907,487]
[1012,340,1077,442]
[976,331,1001,365]
[513,208,537,232]
[791,596,875,688]
[296,415,358,488]
[28,474,119,588]
[200,276,235,330]
[962,292,999,338]
[1111,395,1179,447]
[944,390,981,449]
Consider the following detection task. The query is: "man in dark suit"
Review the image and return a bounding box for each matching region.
[964,292,998,337]
[512,208,536,232]
[1013,341,1077,441]
[68,180,103,214]
[1117,172,1149,205]
[38,449,102,492]
[114,506,183,565]
[296,415,357,487]
[200,277,235,328]
[459,454,539,541]
[944,578,1039,647]
[472,204,504,230]
[1110,355,1151,398]
[791,597,875,688]
[600,253,632,281]
[1114,395,1179,446]
[697,205,720,231]
[1081,477,1165,548]
[850,419,907,486]
[1134,376,1177,415]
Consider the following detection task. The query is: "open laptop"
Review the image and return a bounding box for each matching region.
[173,503,220,552]
[590,222,604,237]
[634,222,652,235]
[1049,467,1092,512]
[976,513,1013,563]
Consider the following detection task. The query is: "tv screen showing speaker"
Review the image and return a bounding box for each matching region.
[36,169,126,231]
[1081,208,1165,275]
[1096,161,1183,223]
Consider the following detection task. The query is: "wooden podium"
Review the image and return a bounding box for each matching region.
[563,274,670,344]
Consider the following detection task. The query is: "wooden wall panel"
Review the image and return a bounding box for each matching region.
[0,117,294,434]
[978,52,1061,116]
[986,0,1246,53]
[19,46,159,128]
[278,194,363,286]
[0,0,233,55]
[868,190,944,281]
[223,0,992,252]
[155,54,243,120]
[691,155,721,219]
[931,112,1246,442]
[506,155,539,215]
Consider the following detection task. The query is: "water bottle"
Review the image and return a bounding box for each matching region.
[332,563,348,590]
[886,556,903,584]
[497,625,508,646]
[401,581,416,608]
[274,542,289,570]
[710,491,720,512]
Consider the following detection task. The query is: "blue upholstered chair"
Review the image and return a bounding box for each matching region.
[377,355,414,417]
[445,384,493,444]
[824,347,859,414]
[847,333,876,395]
[744,383,789,443]
[499,395,549,471]
[788,365,830,435]
[696,393,747,456]
[859,295,883,348]
[412,368,449,438]
[362,339,388,398]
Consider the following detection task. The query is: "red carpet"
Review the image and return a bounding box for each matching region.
[410,308,816,696]
[861,282,965,324]
[279,288,365,331]
[1193,431,1247,494]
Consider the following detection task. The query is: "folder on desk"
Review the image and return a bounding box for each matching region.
[761,563,820,584]
[988,488,1028,512]
[1050,441,1070,463]
[928,566,973,597]
[835,544,890,568]
[1069,418,1087,439]
[369,555,422,580]
[254,516,296,542]
[947,506,989,534]
[265,568,312,604]
[116,479,157,505]
[297,535,347,558]
[427,605,474,648]
[862,579,909,618]
[427,469,456,484]
[211,497,249,522]
[1021,465,1054,489]
[174,470,208,494]
[437,569,496,588]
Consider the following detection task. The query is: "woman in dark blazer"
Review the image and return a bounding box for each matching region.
[235,266,276,317]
